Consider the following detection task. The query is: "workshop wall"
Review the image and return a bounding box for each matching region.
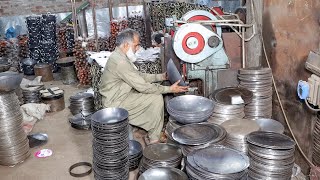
[263,0,320,174]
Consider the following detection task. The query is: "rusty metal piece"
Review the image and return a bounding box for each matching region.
[41,93,65,112]
[34,63,54,82]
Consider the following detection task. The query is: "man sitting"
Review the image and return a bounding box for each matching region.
[99,29,188,144]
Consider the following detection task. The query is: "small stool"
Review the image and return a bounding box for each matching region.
[34,63,54,82]
[40,87,65,112]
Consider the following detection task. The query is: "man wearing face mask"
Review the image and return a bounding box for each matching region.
[99,29,188,144]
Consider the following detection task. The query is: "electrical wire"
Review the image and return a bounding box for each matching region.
[251,0,315,167]
[305,99,320,112]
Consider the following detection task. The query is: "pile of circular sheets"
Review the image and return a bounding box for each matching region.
[138,167,188,180]
[247,131,296,179]
[91,108,130,180]
[129,140,143,170]
[254,118,284,134]
[167,95,214,124]
[139,143,182,175]
[165,116,184,145]
[238,67,273,119]
[0,92,30,166]
[186,145,250,179]
[209,87,252,125]
[172,123,226,156]
[69,92,95,116]
[221,118,260,154]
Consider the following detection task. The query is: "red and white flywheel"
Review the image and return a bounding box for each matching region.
[173,23,223,64]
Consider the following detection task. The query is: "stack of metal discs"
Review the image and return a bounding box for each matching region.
[129,140,143,170]
[186,145,250,179]
[167,95,214,124]
[247,131,296,179]
[313,115,320,166]
[91,108,130,180]
[209,87,253,125]
[165,116,184,145]
[21,85,45,104]
[238,67,273,118]
[221,118,260,154]
[69,113,91,130]
[172,124,226,156]
[69,92,94,116]
[139,143,182,174]
[0,91,30,166]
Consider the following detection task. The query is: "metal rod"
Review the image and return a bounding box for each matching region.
[92,0,99,51]
[126,0,129,18]
[108,0,113,20]
[242,27,246,68]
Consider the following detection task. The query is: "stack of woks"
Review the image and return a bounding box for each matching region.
[26,16,42,63]
[21,85,45,104]
[69,92,94,116]
[18,35,29,58]
[91,108,130,179]
[0,91,30,166]
[139,143,182,174]
[186,145,249,179]
[129,140,143,170]
[6,39,20,71]
[210,87,253,125]
[221,118,260,154]
[40,14,58,72]
[167,95,214,124]
[247,131,296,179]
[238,67,273,118]
[165,116,184,145]
[172,124,226,156]
[313,115,320,166]
[73,39,91,85]
[0,39,8,57]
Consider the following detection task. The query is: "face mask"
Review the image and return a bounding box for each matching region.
[126,47,137,62]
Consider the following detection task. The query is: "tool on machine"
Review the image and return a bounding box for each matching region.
[297,49,320,110]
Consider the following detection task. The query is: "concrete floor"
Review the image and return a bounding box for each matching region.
[0,80,143,180]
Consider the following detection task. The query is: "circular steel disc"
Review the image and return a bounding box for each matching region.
[172,124,216,145]
[247,131,296,150]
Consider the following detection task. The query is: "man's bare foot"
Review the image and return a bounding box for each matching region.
[143,136,160,145]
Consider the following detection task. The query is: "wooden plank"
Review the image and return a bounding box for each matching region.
[246,0,263,67]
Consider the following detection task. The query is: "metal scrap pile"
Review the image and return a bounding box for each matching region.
[18,35,29,58]
[147,2,211,32]
[128,16,147,48]
[73,39,91,85]
[0,40,8,57]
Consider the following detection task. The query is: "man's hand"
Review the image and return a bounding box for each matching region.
[170,80,189,93]
[162,72,168,81]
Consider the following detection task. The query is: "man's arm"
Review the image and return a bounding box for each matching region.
[139,72,163,83]
[116,61,171,94]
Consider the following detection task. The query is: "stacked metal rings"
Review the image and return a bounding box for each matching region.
[69,92,95,116]
[139,143,182,175]
[91,108,130,180]
[129,140,143,170]
[22,85,45,104]
[172,123,226,156]
[221,119,260,154]
[247,131,296,179]
[186,145,249,179]
[0,91,30,166]
[238,67,273,119]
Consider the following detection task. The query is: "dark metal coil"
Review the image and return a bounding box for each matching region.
[69,92,95,116]
[60,66,78,85]
[0,91,30,166]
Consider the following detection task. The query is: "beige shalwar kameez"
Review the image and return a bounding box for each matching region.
[99,47,172,141]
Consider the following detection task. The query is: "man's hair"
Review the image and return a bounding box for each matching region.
[115,28,140,47]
